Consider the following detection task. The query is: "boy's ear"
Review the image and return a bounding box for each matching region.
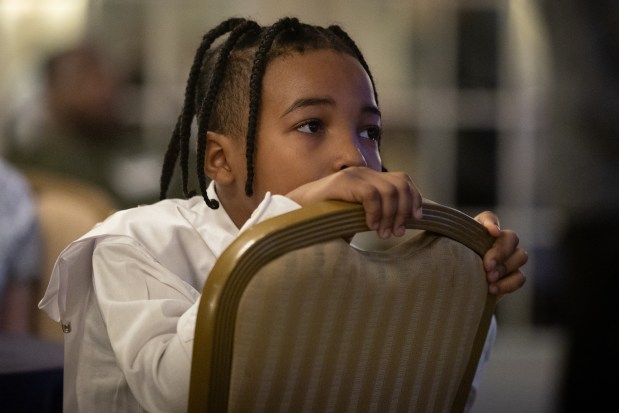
[203,131,236,185]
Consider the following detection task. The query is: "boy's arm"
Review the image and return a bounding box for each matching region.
[92,239,198,412]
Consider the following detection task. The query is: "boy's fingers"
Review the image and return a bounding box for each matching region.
[489,270,527,295]
[392,189,412,237]
[483,229,521,271]
[475,211,501,237]
[487,247,528,282]
[377,186,399,239]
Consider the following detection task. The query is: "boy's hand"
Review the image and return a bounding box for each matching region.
[475,211,528,296]
[286,166,423,239]
[287,169,527,297]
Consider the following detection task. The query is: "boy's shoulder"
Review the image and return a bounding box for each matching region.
[84,196,208,241]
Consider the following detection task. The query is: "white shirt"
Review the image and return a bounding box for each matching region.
[39,182,495,412]
[40,183,299,412]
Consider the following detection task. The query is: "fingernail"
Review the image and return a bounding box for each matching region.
[415,207,423,220]
[489,285,499,295]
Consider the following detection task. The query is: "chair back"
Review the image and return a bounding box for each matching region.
[189,200,496,413]
[26,170,117,342]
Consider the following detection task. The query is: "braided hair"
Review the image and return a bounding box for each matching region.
[159,17,379,208]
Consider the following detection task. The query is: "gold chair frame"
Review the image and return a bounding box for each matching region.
[189,200,496,412]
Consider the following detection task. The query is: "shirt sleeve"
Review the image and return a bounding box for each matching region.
[87,192,300,412]
[465,314,498,412]
[92,237,200,412]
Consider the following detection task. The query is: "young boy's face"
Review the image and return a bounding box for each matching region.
[254,49,382,193]
[215,48,382,226]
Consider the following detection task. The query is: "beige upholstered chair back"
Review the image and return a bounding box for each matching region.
[189,200,496,413]
[26,170,117,342]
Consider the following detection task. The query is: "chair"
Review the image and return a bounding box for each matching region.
[188,200,496,413]
[25,169,117,342]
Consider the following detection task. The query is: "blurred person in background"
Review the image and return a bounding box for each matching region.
[0,158,42,335]
[540,1,619,411]
[4,44,147,209]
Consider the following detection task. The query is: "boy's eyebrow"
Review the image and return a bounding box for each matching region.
[282,97,381,118]
[363,105,382,117]
[282,97,334,116]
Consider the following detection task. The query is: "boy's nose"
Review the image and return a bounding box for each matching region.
[335,137,367,170]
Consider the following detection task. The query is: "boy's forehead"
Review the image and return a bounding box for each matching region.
[265,50,368,83]
[260,49,378,115]
[265,50,374,92]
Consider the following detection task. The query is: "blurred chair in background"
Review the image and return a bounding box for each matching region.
[25,169,117,342]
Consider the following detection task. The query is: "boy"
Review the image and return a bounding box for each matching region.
[40,17,527,412]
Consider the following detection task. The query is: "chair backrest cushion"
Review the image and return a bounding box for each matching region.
[228,230,488,413]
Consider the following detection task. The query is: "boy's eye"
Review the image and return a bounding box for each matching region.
[360,126,382,142]
[296,119,323,134]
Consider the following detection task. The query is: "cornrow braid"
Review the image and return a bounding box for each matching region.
[160,117,182,200]
[182,18,253,202]
[160,17,249,202]
[195,19,261,209]
[244,17,301,196]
